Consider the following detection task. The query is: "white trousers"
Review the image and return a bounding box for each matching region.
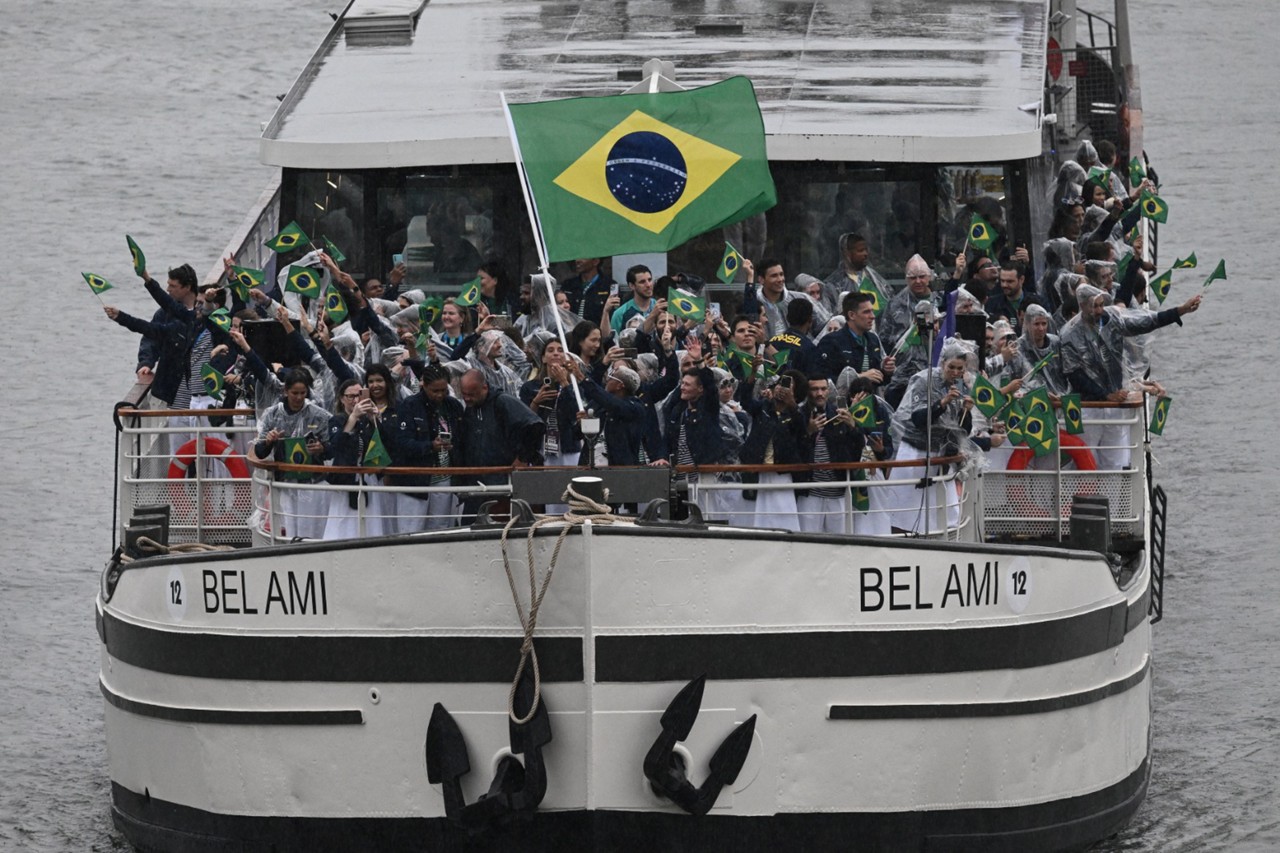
[753,472,801,532]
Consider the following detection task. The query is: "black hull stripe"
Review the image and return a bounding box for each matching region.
[595,600,1128,682]
[829,657,1150,719]
[101,594,1143,684]
[110,757,1148,853]
[100,680,364,725]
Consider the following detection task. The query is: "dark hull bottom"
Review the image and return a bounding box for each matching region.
[113,759,1147,853]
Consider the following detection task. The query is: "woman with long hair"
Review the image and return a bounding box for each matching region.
[322,378,386,539]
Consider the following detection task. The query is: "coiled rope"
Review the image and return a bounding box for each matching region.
[499,482,616,724]
[117,536,232,563]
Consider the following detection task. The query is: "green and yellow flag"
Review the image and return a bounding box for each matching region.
[852,468,870,513]
[208,307,231,333]
[126,235,146,277]
[717,241,744,284]
[201,363,225,399]
[1173,252,1198,269]
[456,276,482,307]
[668,287,706,321]
[971,375,1007,419]
[507,76,777,261]
[285,265,322,299]
[1129,156,1146,186]
[1061,393,1085,435]
[1025,350,1057,380]
[968,213,997,250]
[418,296,443,328]
[1023,387,1054,417]
[1138,191,1169,223]
[325,290,349,325]
[82,272,113,295]
[761,348,790,379]
[850,396,878,429]
[364,425,392,468]
[1203,257,1223,286]
[859,277,888,319]
[321,235,346,264]
[265,221,310,253]
[1087,166,1112,185]
[1115,253,1132,284]
[229,266,264,301]
[1022,409,1059,458]
[282,436,310,467]
[1149,396,1172,436]
[1004,399,1027,446]
[1149,269,1173,304]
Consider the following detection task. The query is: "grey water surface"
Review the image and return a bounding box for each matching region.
[0,1,1276,850]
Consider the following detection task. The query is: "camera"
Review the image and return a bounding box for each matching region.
[543,376,554,387]
[778,376,793,390]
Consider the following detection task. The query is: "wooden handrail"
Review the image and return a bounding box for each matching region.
[117,407,257,418]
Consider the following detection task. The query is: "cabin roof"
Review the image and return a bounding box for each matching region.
[261,0,1049,170]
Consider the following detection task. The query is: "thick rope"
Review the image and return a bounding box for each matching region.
[500,482,616,724]
[118,536,232,563]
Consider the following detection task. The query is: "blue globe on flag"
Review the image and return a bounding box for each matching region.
[605,131,688,213]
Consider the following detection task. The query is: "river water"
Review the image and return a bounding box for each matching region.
[1,1,1275,850]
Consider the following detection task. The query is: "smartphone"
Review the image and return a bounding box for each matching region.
[542,376,554,387]
[621,347,638,359]
[305,431,319,443]
[438,430,452,448]
[778,376,793,390]
[490,313,510,325]
[392,253,404,266]
[609,282,620,297]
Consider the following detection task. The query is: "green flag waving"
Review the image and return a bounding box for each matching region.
[1022,409,1059,458]
[1173,252,1198,269]
[1149,269,1173,304]
[761,348,790,379]
[418,296,443,328]
[968,213,997,250]
[971,375,1007,419]
[717,241,744,284]
[1203,257,1223,286]
[507,76,777,262]
[1023,387,1054,418]
[229,265,264,301]
[1149,396,1172,436]
[364,425,392,468]
[1025,350,1057,380]
[1004,399,1027,446]
[208,307,231,333]
[282,436,310,467]
[1138,191,1169,223]
[859,277,888,319]
[456,277,482,307]
[201,363,225,399]
[286,265,322,299]
[82,272,113,295]
[321,235,346,264]
[126,235,146,277]
[325,290,349,325]
[850,396,878,429]
[1060,393,1085,435]
[668,287,706,321]
[266,221,310,253]
[852,468,870,513]
[1129,156,1146,186]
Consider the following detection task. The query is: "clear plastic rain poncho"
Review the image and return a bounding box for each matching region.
[1049,160,1087,206]
[1077,205,1112,257]
[443,330,525,396]
[517,272,581,339]
[276,250,332,325]
[1059,283,1171,397]
[1039,237,1076,307]
[890,337,978,455]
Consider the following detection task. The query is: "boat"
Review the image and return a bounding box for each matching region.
[99,1,1166,850]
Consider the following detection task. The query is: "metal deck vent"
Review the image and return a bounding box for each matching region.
[342,0,427,45]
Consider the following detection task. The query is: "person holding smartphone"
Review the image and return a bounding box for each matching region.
[389,362,465,531]
[737,369,809,531]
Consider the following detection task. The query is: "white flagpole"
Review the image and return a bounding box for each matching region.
[499,91,585,411]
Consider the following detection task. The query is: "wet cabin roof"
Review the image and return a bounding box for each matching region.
[261,0,1049,170]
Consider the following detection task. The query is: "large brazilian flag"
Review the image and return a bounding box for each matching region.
[508,77,776,262]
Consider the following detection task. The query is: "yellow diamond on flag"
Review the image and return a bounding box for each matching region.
[553,110,741,235]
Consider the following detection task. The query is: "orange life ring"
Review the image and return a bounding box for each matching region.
[1005,431,1098,518]
[1006,431,1097,471]
[168,437,250,479]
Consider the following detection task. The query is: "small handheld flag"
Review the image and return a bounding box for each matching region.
[1149,270,1173,304]
[852,468,870,512]
[1004,399,1027,446]
[286,265,323,299]
[971,375,1007,419]
[321,235,346,264]
[324,290,349,325]
[1201,259,1227,289]
[201,363,225,399]
[208,308,231,333]
[1024,350,1057,380]
[668,287,706,321]
[229,266,264,302]
[1061,393,1085,435]
[1087,166,1112,185]
[282,437,310,467]
[126,235,146,277]
[1023,387,1054,417]
[968,213,997,250]
[717,241,744,284]
[82,272,114,296]
[1138,191,1169,223]
[418,296,443,328]
[265,221,310,253]
[1022,410,1059,458]
[456,277,482,307]
[1173,252,1198,270]
[761,348,790,379]
[364,425,392,467]
[849,397,877,429]
[1129,156,1146,186]
[1115,253,1133,284]
[1149,396,1172,436]
[859,278,888,319]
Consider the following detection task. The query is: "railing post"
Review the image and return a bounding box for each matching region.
[195,424,205,544]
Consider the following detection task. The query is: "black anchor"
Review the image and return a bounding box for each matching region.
[643,675,757,816]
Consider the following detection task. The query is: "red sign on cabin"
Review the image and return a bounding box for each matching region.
[1068,59,1087,77]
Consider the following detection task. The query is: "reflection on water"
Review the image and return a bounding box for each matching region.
[1,1,1275,850]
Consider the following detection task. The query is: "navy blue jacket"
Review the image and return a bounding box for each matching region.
[768,327,819,376]
[816,327,888,382]
[519,380,583,460]
[457,390,545,485]
[389,392,466,489]
[579,378,649,466]
[661,367,723,464]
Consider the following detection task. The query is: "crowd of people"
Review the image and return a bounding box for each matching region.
[104,139,1200,539]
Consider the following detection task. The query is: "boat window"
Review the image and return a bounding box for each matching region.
[293,171,366,275]
[938,165,1010,257]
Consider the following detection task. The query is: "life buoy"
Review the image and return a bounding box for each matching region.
[1005,431,1098,518]
[168,437,250,480]
[1006,431,1097,471]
